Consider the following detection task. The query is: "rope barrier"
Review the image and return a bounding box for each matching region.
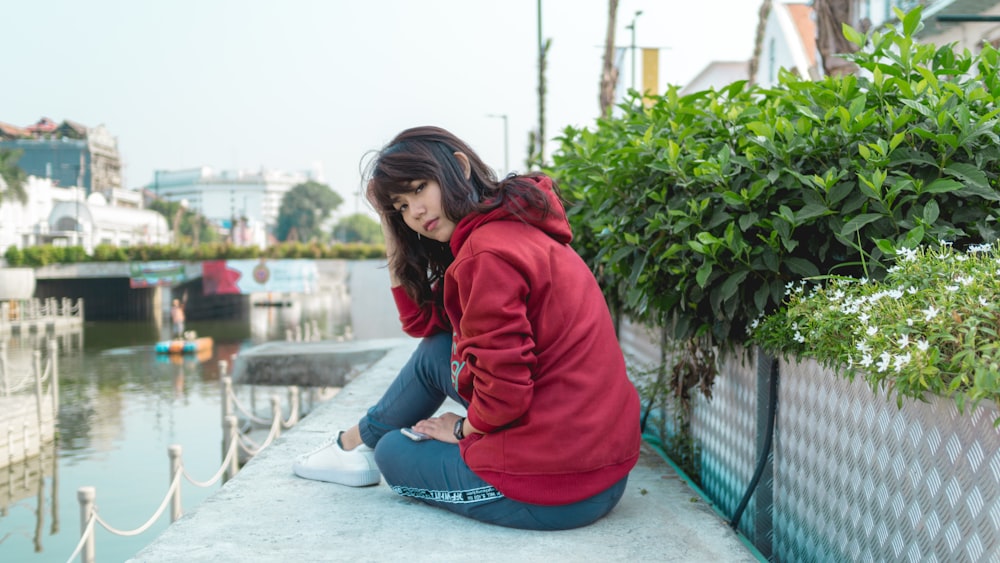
[66,376,305,563]
[93,472,183,537]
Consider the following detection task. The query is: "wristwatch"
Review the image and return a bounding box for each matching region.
[453,417,466,440]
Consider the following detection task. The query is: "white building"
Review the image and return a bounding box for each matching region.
[149,166,317,248]
[0,175,168,254]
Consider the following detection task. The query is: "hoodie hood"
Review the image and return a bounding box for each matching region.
[449,175,571,256]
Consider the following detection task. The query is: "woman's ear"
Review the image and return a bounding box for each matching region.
[453,151,472,180]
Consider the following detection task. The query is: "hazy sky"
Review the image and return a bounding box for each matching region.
[1,0,762,215]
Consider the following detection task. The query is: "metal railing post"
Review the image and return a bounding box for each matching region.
[169,445,183,522]
[78,486,96,563]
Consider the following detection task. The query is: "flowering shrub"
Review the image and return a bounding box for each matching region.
[750,242,1000,413]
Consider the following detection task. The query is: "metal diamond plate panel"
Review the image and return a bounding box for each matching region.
[775,358,1000,563]
[690,349,760,539]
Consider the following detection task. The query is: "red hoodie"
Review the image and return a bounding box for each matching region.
[392,175,640,505]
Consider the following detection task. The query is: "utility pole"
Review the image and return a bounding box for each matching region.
[626,10,643,90]
[536,0,547,167]
[487,114,509,175]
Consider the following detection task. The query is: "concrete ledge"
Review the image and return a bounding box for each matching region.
[131,338,757,562]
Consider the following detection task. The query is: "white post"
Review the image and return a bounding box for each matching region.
[48,339,59,414]
[169,445,183,522]
[287,386,300,426]
[221,373,232,420]
[78,486,96,563]
[270,395,282,439]
[33,351,44,428]
[224,415,240,481]
[1,341,8,396]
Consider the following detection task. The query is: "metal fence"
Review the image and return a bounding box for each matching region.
[623,321,1000,562]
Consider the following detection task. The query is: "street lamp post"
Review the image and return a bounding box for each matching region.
[626,10,643,91]
[487,114,509,175]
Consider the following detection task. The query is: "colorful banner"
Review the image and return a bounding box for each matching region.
[201,259,319,295]
[129,261,187,288]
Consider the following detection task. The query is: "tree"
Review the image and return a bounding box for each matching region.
[598,0,620,118]
[815,0,860,76]
[333,213,382,244]
[275,180,343,242]
[0,148,28,205]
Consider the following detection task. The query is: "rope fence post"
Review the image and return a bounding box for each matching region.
[1,340,8,396]
[33,350,44,429]
[270,395,282,439]
[224,415,239,481]
[48,338,59,414]
[287,386,300,426]
[78,486,96,563]
[169,445,183,522]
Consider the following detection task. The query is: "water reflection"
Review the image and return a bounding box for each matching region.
[0,299,354,561]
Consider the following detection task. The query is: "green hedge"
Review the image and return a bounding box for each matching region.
[550,8,1000,354]
[3,241,386,267]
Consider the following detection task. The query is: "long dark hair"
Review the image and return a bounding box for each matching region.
[364,126,556,306]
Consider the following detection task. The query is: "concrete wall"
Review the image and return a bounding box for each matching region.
[0,268,36,299]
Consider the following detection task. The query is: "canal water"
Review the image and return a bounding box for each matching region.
[0,260,402,563]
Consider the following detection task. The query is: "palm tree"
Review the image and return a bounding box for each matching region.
[0,148,28,205]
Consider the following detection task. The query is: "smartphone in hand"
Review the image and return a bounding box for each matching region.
[400,427,432,441]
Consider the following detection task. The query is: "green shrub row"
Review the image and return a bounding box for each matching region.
[3,241,386,267]
[551,8,1000,356]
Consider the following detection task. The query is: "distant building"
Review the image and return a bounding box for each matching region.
[149,166,317,248]
[0,117,122,196]
[0,176,168,253]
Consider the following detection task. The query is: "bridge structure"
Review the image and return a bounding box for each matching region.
[30,262,236,323]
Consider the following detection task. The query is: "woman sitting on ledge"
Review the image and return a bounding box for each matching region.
[292,126,641,530]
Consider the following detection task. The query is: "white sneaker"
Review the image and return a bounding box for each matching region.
[292,433,381,486]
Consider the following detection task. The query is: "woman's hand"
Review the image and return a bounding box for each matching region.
[411,412,465,444]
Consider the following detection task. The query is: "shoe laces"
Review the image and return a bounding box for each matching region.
[300,434,341,458]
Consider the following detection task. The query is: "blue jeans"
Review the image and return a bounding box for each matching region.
[357,332,628,530]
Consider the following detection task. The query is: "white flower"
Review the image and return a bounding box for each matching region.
[860,353,873,368]
[897,334,910,349]
[956,276,974,286]
[980,297,989,307]
[968,243,991,253]
[916,339,929,352]
[876,352,891,373]
[923,306,939,321]
[907,286,918,295]
[897,247,918,262]
[856,340,870,353]
[888,289,904,299]
[866,326,878,337]
[859,312,870,324]
[945,285,959,292]
[793,331,805,343]
[893,353,911,372]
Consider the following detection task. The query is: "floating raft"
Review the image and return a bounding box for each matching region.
[155,337,214,355]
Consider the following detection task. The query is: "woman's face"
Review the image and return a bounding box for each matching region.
[390,179,457,243]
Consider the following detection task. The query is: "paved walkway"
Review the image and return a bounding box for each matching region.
[130,336,758,563]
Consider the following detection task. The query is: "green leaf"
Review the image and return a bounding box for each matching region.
[840,214,884,237]
[843,23,866,48]
[696,263,713,288]
[923,200,940,224]
[784,257,820,278]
